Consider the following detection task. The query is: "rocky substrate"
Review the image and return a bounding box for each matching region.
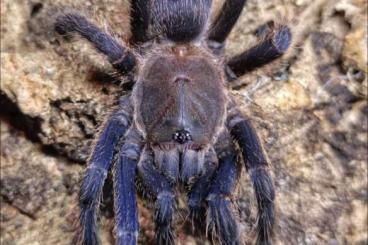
[1,0,367,244]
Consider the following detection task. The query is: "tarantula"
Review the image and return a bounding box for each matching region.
[55,0,291,244]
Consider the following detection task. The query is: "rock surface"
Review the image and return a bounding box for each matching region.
[1,0,367,244]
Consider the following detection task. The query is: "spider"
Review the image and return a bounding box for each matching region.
[54,0,291,244]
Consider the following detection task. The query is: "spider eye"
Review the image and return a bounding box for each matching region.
[172,130,192,144]
[185,132,192,141]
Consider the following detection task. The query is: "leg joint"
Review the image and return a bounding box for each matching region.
[250,167,275,203]
[121,143,141,160]
[112,51,136,74]
[86,165,108,178]
[157,191,175,200]
[116,230,138,238]
[206,193,232,203]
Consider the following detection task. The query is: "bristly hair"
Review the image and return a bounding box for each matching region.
[151,0,212,42]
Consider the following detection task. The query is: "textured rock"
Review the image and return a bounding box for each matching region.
[1,0,367,244]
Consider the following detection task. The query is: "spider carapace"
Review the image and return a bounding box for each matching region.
[54,0,291,244]
[137,45,226,145]
[136,44,227,184]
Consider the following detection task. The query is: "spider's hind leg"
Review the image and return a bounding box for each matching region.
[76,98,132,245]
[54,12,136,75]
[206,131,241,245]
[226,22,291,80]
[138,148,176,245]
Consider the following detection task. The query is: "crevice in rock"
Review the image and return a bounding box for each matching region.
[0,91,43,143]
[0,197,37,220]
[30,2,43,17]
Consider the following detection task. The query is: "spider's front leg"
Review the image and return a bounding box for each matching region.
[76,97,132,245]
[113,126,143,245]
[206,131,241,245]
[137,148,176,245]
[228,107,275,245]
[54,12,136,75]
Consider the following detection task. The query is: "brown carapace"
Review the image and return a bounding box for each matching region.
[136,44,227,184]
[54,0,291,244]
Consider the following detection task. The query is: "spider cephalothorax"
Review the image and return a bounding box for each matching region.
[135,44,227,184]
[55,0,291,244]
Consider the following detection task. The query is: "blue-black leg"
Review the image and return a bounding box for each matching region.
[208,0,247,52]
[129,0,150,44]
[228,114,275,245]
[54,12,136,75]
[138,148,176,245]
[76,98,132,245]
[226,23,291,79]
[206,141,240,245]
[114,128,142,245]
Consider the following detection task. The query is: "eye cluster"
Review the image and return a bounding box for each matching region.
[172,129,192,144]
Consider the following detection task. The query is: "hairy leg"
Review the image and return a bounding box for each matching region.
[208,0,247,53]
[114,127,142,245]
[138,148,176,245]
[206,131,241,245]
[228,109,275,245]
[75,97,132,245]
[129,0,150,44]
[226,23,291,79]
[54,12,136,75]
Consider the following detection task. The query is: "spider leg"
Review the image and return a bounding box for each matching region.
[129,0,150,44]
[206,131,241,245]
[208,0,247,53]
[114,127,142,245]
[76,97,132,245]
[54,12,136,75]
[226,23,291,80]
[138,148,176,245]
[228,111,275,245]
